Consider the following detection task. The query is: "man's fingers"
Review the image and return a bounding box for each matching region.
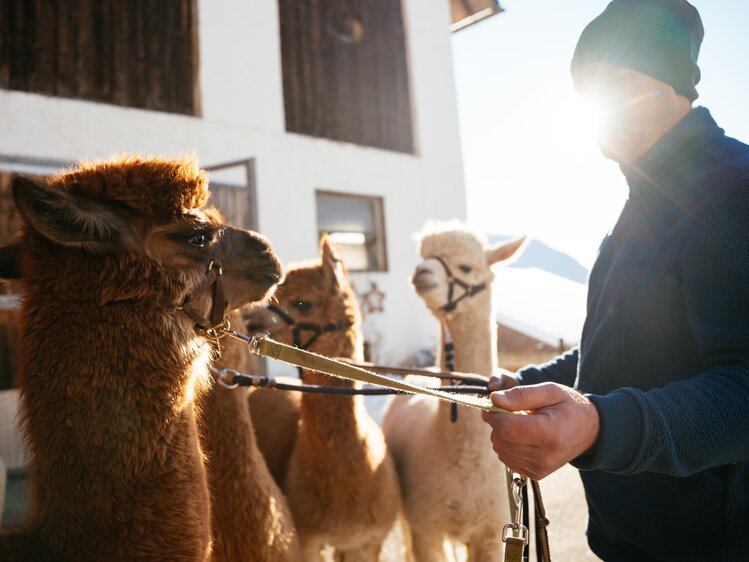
[490,382,565,412]
[487,370,519,392]
[487,375,503,392]
[484,410,555,447]
[489,445,546,480]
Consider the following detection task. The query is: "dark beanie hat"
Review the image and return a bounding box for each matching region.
[570,0,704,101]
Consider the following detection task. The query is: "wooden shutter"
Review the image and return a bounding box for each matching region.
[0,0,199,115]
[279,0,414,153]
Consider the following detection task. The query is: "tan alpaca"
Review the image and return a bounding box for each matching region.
[197,309,302,562]
[0,156,282,562]
[247,237,401,561]
[382,222,526,562]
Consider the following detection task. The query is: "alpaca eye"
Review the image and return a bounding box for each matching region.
[459,265,472,274]
[187,233,210,249]
[294,300,313,313]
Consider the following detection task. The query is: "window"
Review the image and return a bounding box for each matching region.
[278,0,414,153]
[0,0,199,115]
[316,191,387,272]
[0,155,69,390]
[205,159,258,232]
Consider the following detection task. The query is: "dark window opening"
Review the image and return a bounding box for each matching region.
[0,0,200,115]
[316,190,387,272]
[278,0,414,153]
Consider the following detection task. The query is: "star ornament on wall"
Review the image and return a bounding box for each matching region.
[360,281,386,314]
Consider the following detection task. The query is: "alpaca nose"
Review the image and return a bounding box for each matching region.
[413,265,428,279]
[412,266,437,291]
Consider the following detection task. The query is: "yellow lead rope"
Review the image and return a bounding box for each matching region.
[220,330,539,560]
[222,330,510,414]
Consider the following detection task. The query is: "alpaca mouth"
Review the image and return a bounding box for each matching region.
[243,256,284,286]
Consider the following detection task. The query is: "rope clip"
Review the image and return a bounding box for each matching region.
[217,367,240,389]
[248,331,269,355]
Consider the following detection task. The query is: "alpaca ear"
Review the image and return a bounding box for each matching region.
[486,236,527,266]
[320,234,348,290]
[202,205,224,223]
[0,240,21,279]
[12,176,136,253]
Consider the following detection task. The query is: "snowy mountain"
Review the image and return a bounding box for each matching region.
[488,235,589,283]
[488,235,589,346]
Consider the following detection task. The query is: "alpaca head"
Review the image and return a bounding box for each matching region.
[412,222,526,320]
[5,156,283,326]
[245,235,361,363]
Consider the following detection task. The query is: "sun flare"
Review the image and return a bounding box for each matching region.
[576,94,608,136]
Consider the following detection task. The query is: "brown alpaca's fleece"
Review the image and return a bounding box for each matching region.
[0,156,264,561]
[249,239,401,560]
[248,387,301,486]
[196,310,301,562]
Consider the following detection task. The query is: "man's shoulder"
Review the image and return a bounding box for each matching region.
[689,173,749,252]
[710,132,749,183]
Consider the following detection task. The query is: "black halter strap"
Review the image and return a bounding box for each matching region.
[432,256,487,314]
[441,325,461,423]
[179,239,227,331]
[267,304,350,351]
[430,255,486,424]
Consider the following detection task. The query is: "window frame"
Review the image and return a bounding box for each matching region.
[315,189,388,273]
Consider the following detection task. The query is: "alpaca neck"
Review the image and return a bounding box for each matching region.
[437,299,496,423]
[441,300,495,376]
[300,332,360,437]
[298,331,369,465]
[200,383,297,561]
[20,301,211,558]
[200,385,263,476]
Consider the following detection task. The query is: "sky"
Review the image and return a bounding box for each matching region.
[451,0,749,268]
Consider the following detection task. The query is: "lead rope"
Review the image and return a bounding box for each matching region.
[219,329,550,560]
[503,473,551,562]
[532,480,551,562]
[504,474,529,562]
[223,330,508,413]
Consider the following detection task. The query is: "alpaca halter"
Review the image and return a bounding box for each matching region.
[266,304,351,351]
[442,324,461,423]
[178,240,228,332]
[432,256,487,313]
[428,256,485,421]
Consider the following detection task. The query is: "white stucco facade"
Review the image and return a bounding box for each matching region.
[0,0,467,365]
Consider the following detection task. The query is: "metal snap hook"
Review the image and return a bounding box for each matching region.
[217,368,240,389]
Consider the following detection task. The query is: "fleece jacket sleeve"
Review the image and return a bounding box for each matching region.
[575,185,749,475]
[515,347,578,387]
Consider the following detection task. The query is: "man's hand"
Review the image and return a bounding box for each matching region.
[481,383,601,480]
[488,369,521,392]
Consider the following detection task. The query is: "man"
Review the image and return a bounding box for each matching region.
[482,1,749,560]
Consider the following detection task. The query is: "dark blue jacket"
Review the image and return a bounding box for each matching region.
[517,108,749,561]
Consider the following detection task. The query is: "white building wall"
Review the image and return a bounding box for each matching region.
[0,0,467,365]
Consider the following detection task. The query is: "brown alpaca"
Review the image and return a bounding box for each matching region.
[247,237,401,561]
[195,208,300,561]
[0,156,282,562]
[248,384,301,486]
[197,312,302,561]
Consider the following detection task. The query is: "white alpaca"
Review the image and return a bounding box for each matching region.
[382,222,526,562]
